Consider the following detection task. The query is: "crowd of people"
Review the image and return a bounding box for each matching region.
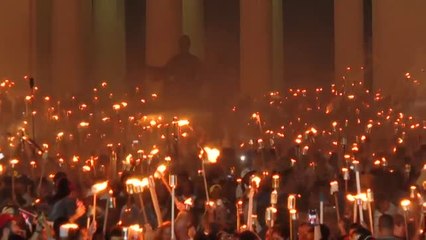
[0,75,425,240]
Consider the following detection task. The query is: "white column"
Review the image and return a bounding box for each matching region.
[0,1,31,86]
[51,0,85,95]
[272,0,284,90]
[183,0,204,59]
[146,0,183,67]
[372,0,426,100]
[92,0,126,90]
[240,0,273,97]
[334,0,364,83]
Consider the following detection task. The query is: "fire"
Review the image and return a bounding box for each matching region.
[203,147,220,163]
[92,181,108,194]
[177,119,190,127]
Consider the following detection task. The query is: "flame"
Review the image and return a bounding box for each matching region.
[177,119,190,127]
[10,159,19,165]
[60,223,79,229]
[346,194,355,202]
[150,148,159,156]
[92,181,108,194]
[203,147,220,163]
[400,199,411,211]
[251,176,261,188]
[184,198,193,206]
[79,121,89,127]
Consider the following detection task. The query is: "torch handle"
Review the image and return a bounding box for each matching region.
[201,161,210,203]
[334,193,341,222]
[368,202,374,235]
[246,189,255,231]
[103,200,109,236]
[148,179,163,226]
[138,193,149,224]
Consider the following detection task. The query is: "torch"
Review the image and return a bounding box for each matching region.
[330,181,340,222]
[236,200,243,233]
[288,194,297,240]
[247,175,260,231]
[346,194,357,223]
[200,146,220,203]
[154,164,172,194]
[353,161,364,223]
[401,199,411,240]
[102,190,116,236]
[169,175,177,240]
[267,174,279,230]
[148,176,163,226]
[90,181,108,225]
[125,178,149,224]
[10,159,19,203]
[366,189,374,234]
[342,168,349,193]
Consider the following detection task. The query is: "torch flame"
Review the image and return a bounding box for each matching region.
[203,147,220,163]
[92,181,108,194]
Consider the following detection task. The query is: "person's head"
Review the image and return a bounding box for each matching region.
[210,184,222,200]
[238,230,261,240]
[378,214,394,236]
[178,35,191,53]
[393,214,405,238]
[350,226,372,240]
[376,198,391,214]
[54,172,68,186]
[109,227,125,240]
[54,178,72,200]
[266,225,286,240]
[298,223,314,240]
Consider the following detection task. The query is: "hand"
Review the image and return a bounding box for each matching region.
[89,220,97,235]
[76,200,86,218]
[2,228,10,240]
[337,219,346,235]
[70,200,86,222]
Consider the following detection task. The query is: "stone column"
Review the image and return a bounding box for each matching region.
[334,0,364,84]
[272,0,284,90]
[183,0,204,59]
[146,0,183,67]
[92,0,126,91]
[0,1,31,85]
[240,0,273,97]
[372,0,426,100]
[51,0,85,95]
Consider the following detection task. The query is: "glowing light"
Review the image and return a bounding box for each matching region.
[92,181,108,194]
[400,199,411,211]
[203,147,220,163]
[177,119,190,127]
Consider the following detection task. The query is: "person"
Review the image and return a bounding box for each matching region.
[392,214,406,240]
[163,35,203,107]
[298,223,314,240]
[0,213,25,240]
[350,226,373,240]
[154,221,172,240]
[377,214,397,240]
[48,178,86,224]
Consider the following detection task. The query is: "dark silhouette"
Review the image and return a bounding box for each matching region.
[148,35,203,108]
